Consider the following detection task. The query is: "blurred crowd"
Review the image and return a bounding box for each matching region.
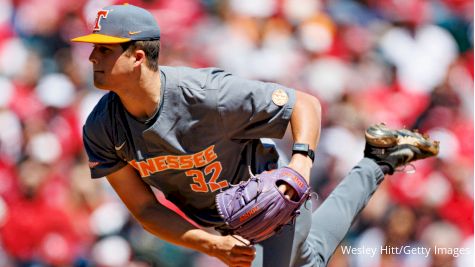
[0,0,473,266]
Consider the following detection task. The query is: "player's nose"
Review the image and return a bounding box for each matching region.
[89,56,98,64]
[89,49,98,64]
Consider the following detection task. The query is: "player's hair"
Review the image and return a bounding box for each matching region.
[121,40,160,71]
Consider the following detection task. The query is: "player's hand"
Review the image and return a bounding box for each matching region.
[278,183,297,200]
[210,235,256,267]
[283,153,313,200]
[288,153,313,183]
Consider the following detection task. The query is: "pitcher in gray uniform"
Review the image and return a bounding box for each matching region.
[72,4,439,267]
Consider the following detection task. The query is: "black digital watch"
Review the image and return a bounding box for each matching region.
[292,143,315,163]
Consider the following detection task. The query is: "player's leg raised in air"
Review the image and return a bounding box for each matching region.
[290,123,438,267]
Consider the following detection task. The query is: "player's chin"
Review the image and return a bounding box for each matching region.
[93,83,109,90]
[93,79,111,90]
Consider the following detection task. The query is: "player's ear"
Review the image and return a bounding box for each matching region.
[133,49,146,68]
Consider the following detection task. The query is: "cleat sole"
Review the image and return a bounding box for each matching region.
[366,123,439,156]
[365,123,398,147]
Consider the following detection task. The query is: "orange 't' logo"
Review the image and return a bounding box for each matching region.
[93,10,109,31]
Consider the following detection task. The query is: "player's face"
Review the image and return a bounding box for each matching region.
[89,44,134,90]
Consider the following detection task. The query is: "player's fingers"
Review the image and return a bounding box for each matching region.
[228,253,254,267]
[229,262,252,267]
[231,244,256,256]
[228,262,252,267]
[232,235,251,246]
[230,252,255,262]
[229,257,253,267]
[229,246,255,267]
[278,183,296,200]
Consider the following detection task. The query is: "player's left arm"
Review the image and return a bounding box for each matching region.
[287,90,321,183]
[215,90,321,242]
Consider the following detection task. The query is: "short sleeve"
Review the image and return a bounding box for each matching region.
[215,72,296,140]
[82,95,127,178]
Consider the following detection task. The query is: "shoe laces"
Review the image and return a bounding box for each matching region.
[394,163,416,174]
[397,134,423,146]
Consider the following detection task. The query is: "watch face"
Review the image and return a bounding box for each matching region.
[293,143,309,151]
[292,143,314,162]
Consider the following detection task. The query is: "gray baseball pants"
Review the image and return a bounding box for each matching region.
[252,158,385,267]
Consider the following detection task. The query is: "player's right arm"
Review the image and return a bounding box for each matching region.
[106,164,255,267]
[83,93,254,266]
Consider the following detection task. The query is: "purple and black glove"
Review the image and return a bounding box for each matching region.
[216,167,311,243]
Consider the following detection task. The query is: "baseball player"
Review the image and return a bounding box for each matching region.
[72,4,439,267]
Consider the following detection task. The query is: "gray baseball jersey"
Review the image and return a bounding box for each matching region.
[83,66,296,227]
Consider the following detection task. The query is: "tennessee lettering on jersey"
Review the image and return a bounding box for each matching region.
[129,145,218,176]
[128,145,228,193]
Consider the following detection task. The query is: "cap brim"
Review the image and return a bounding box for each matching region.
[71,33,131,44]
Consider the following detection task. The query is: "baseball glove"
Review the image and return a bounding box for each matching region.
[215,167,311,243]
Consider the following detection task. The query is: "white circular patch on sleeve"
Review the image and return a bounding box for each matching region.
[271,89,289,106]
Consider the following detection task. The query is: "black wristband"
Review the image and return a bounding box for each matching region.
[292,143,315,163]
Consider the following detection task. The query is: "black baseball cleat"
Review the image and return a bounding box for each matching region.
[364,123,440,174]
